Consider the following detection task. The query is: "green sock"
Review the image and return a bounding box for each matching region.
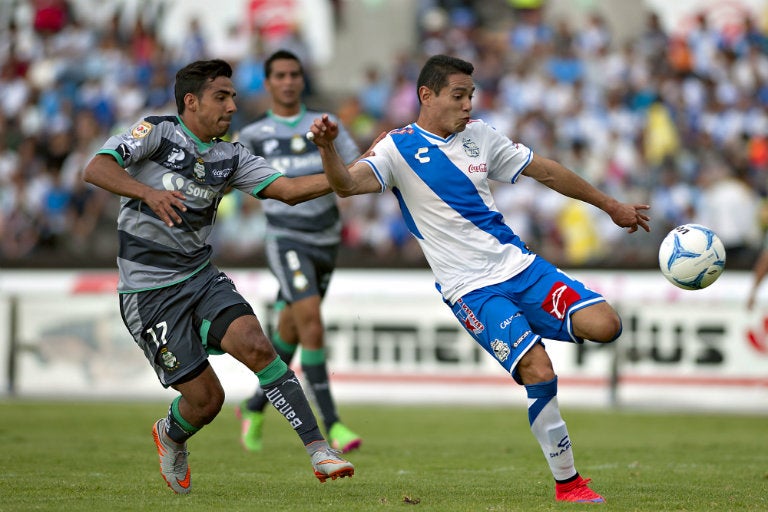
[246,333,297,412]
[165,395,200,443]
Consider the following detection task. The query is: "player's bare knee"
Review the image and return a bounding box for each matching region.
[573,303,622,343]
[516,345,555,384]
[590,313,622,343]
[517,364,556,384]
[243,332,278,365]
[182,387,224,424]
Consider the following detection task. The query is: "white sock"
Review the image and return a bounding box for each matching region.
[525,376,577,481]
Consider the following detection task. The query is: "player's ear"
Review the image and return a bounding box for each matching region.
[184,92,198,112]
[418,85,432,104]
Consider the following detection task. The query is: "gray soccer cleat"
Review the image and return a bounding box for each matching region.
[309,443,355,483]
[152,418,191,494]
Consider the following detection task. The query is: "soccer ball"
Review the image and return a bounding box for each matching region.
[658,224,726,290]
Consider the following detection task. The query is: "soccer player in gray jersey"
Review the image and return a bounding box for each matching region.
[82,59,354,494]
[234,50,363,454]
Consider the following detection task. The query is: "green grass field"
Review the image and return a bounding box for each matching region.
[0,400,765,511]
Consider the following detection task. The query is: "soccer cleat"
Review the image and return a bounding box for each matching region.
[329,422,362,453]
[235,402,264,452]
[555,475,604,503]
[152,418,191,494]
[309,443,355,483]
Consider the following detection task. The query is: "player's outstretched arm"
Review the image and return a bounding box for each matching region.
[259,173,333,205]
[523,154,650,233]
[309,115,382,197]
[83,154,187,227]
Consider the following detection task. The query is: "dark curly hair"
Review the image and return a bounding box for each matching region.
[174,59,233,114]
[416,55,474,104]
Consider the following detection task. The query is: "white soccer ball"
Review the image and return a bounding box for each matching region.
[658,224,726,290]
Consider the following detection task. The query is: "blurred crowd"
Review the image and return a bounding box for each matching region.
[1,0,767,270]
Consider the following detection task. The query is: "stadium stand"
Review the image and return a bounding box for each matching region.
[0,0,765,269]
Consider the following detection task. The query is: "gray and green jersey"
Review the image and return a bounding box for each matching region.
[236,107,360,246]
[96,115,281,292]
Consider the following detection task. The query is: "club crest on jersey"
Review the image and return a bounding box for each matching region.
[462,138,479,157]
[456,299,484,335]
[541,282,581,320]
[291,134,307,153]
[490,339,510,362]
[159,347,179,371]
[131,121,152,139]
[193,158,206,182]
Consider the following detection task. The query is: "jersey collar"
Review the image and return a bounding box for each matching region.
[177,116,217,152]
[412,122,457,144]
[267,104,307,127]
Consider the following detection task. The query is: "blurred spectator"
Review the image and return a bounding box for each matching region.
[649,160,698,235]
[176,17,207,65]
[247,0,299,54]
[357,65,391,122]
[693,160,762,268]
[32,0,72,38]
[384,64,419,129]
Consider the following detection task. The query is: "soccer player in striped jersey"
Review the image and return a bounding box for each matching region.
[309,54,651,504]
[234,50,363,454]
[83,59,354,494]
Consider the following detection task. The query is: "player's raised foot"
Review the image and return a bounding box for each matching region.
[329,422,362,453]
[308,441,355,483]
[235,401,264,452]
[152,418,191,494]
[555,475,604,503]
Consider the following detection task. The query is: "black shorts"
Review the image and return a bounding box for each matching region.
[119,264,253,387]
[265,237,338,304]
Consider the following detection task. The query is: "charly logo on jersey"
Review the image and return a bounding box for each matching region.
[490,339,510,362]
[291,134,307,154]
[193,157,206,182]
[415,147,430,163]
[462,138,479,157]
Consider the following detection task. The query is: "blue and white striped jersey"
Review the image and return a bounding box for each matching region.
[361,119,535,304]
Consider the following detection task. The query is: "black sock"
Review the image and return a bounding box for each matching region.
[260,364,323,446]
[302,362,339,433]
